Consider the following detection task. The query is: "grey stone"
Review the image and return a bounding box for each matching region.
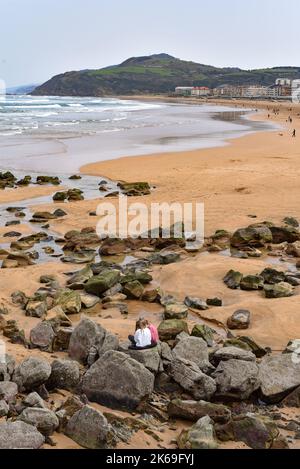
[164,303,188,320]
[168,399,231,424]
[13,357,51,391]
[264,282,294,298]
[0,400,9,417]
[81,350,154,410]
[23,392,46,409]
[0,381,18,403]
[47,359,80,391]
[172,336,212,373]
[25,300,48,318]
[212,359,260,400]
[30,321,55,352]
[18,407,59,436]
[212,346,256,364]
[0,354,15,381]
[65,405,110,449]
[0,421,45,449]
[227,310,251,330]
[54,289,82,314]
[121,346,161,373]
[184,297,209,311]
[169,357,216,401]
[178,416,218,449]
[259,354,300,403]
[68,317,119,365]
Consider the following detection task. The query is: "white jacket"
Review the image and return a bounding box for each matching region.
[134,328,152,348]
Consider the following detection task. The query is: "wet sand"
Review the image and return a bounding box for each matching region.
[1,98,300,450]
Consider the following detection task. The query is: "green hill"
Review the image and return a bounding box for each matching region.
[32,53,300,97]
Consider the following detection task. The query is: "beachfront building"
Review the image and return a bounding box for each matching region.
[292,80,300,93]
[276,78,292,86]
[175,86,211,96]
[175,87,194,96]
[212,85,245,97]
[191,86,211,97]
[292,80,300,102]
[243,85,269,98]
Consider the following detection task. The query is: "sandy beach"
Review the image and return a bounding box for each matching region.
[1,97,300,450]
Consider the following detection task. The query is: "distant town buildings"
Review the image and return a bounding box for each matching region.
[175,87,194,96]
[191,86,211,97]
[174,78,300,101]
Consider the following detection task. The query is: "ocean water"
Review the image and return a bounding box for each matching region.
[0,95,162,136]
[0,95,277,173]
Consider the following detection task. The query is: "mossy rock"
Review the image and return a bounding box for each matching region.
[84,270,120,297]
[191,324,214,346]
[158,319,189,341]
[123,281,144,300]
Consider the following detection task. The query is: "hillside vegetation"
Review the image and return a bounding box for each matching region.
[32,53,300,96]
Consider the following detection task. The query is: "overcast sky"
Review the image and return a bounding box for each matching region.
[1,0,299,87]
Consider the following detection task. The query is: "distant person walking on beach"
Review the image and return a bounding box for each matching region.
[292,129,296,137]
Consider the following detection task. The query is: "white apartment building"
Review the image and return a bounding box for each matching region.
[276,78,292,86]
[243,86,269,98]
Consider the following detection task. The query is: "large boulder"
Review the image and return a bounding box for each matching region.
[172,336,211,372]
[177,416,218,449]
[65,405,110,449]
[215,414,280,449]
[231,225,273,248]
[54,289,82,315]
[30,321,55,352]
[168,399,231,424]
[18,407,59,436]
[158,319,189,341]
[212,346,256,364]
[13,357,51,391]
[84,270,120,296]
[122,281,144,300]
[164,303,188,320]
[169,357,216,401]
[0,421,45,449]
[259,354,300,403]
[46,359,80,391]
[81,351,154,410]
[68,317,119,365]
[120,344,161,373]
[212,359,260,400]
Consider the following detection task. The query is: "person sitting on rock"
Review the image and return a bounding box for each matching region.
[145,319,159,346]
[128,319,152,350]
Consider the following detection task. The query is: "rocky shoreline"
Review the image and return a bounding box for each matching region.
[1,172,300,449]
